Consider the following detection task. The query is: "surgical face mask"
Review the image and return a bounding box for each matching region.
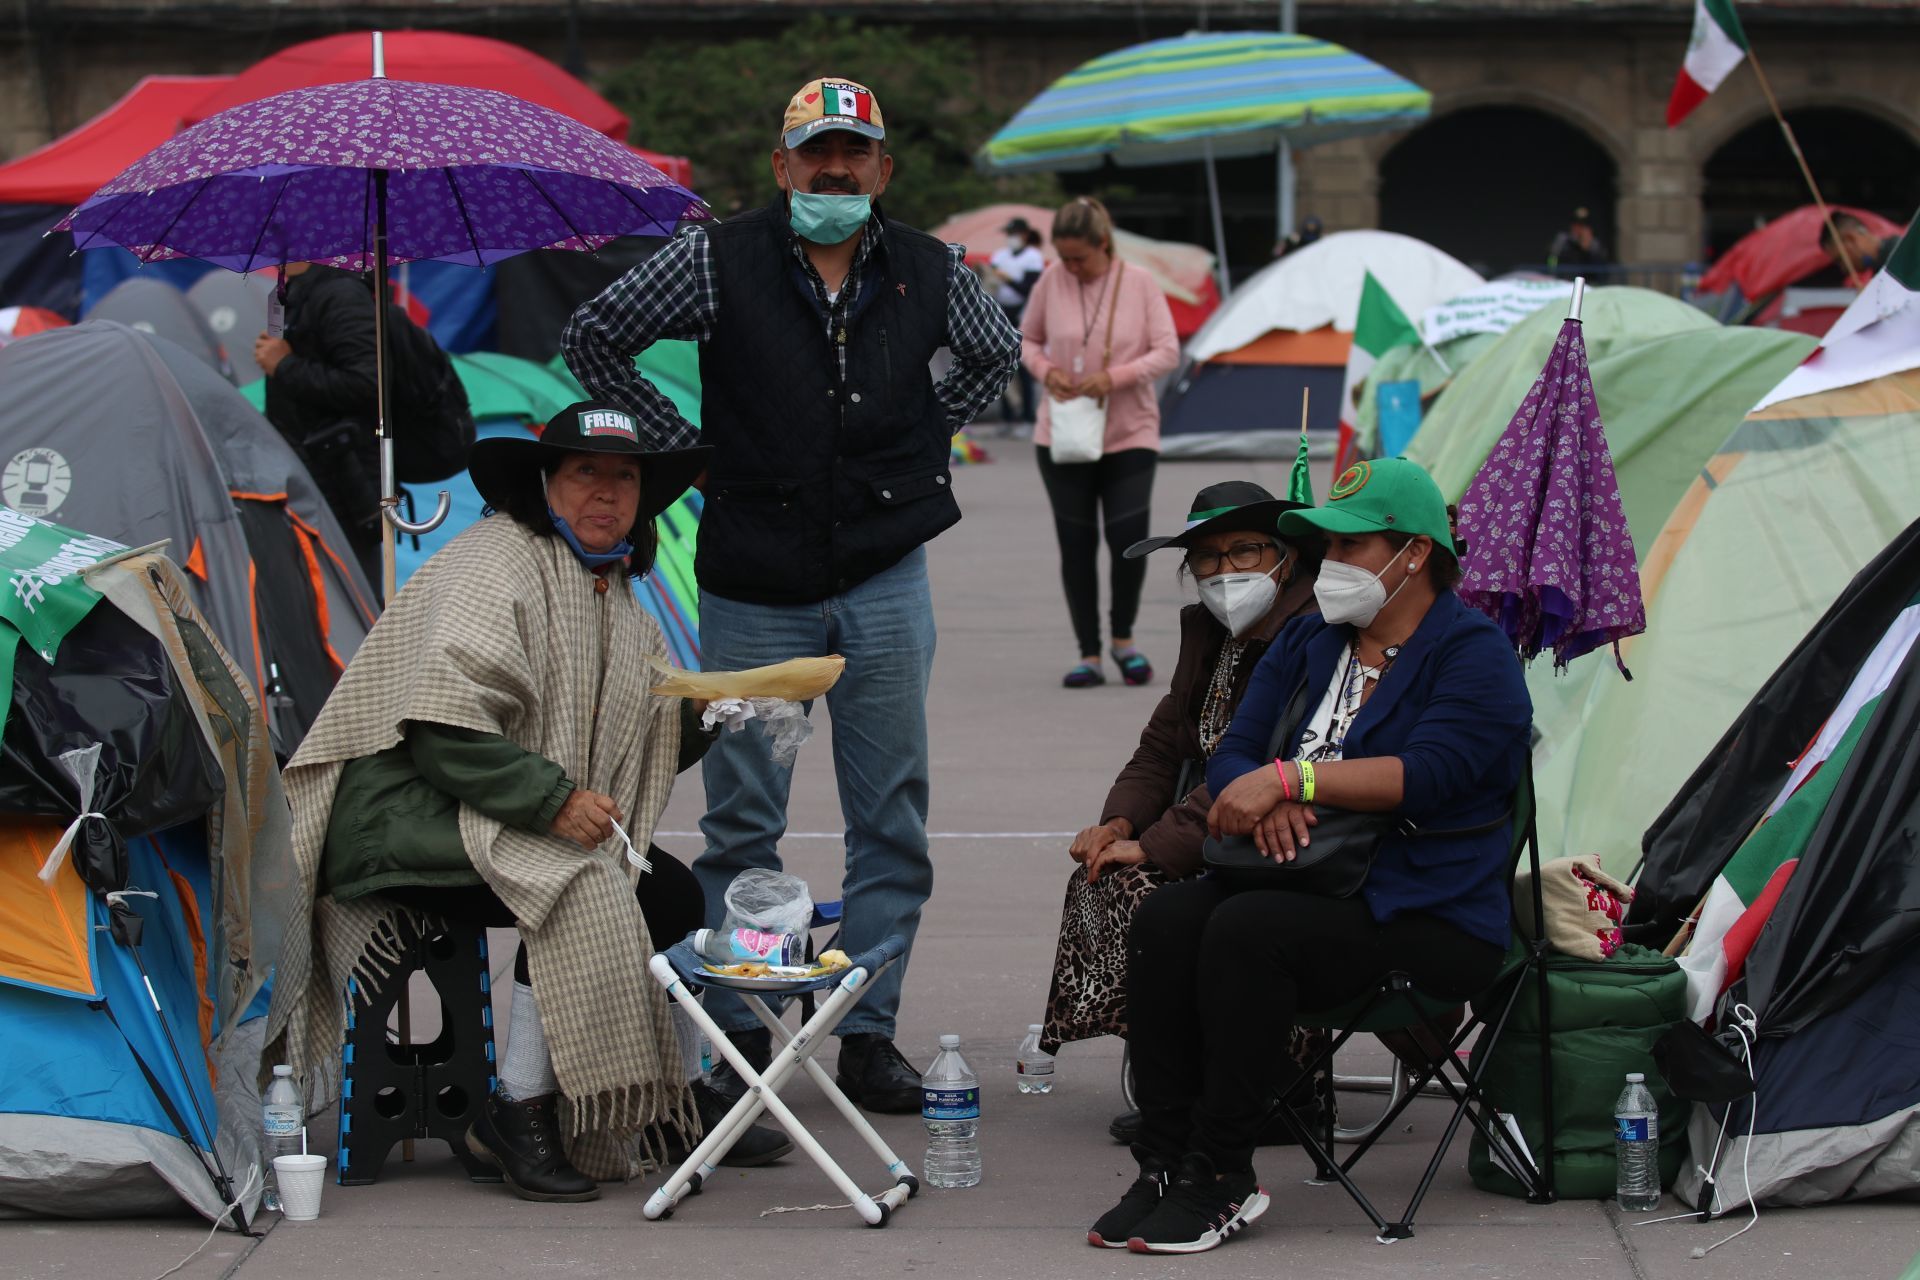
[789,191,872,245]
[1313,552,1415,628]
[1199,561,1284,638]
[1007,236,1026,253]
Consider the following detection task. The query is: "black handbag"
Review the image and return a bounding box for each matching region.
[1201,675,1507,897]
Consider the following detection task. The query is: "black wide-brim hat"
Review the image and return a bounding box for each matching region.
[1123,479,1308,559]
[468,400,710,523]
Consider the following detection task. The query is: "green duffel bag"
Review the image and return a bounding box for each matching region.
[1467,944,1690,1199]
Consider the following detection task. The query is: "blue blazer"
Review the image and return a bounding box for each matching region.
[1206,591,1532,947]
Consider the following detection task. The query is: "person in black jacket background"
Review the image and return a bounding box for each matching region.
[255,263,382,586]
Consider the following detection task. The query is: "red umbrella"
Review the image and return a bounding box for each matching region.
[184,30,632,141]
[1699,204,1901,300]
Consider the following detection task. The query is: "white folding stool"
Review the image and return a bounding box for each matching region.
[644,931,918,1227]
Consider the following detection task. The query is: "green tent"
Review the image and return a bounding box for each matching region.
[1408,287,1816,558]
[456,352,584,422]
[1530,363,1920,872]
[1352,331,1500,458]
[548,340,703,426]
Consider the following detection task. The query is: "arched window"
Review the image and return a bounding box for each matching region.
[1378,106,1618,277]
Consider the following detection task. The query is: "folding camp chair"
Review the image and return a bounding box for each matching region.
[1267,769,1557,1241]
[644,927,918,1228]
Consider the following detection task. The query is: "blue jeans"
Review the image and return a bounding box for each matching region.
[694,547,936,1039]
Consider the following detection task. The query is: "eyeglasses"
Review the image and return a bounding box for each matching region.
[1185,540,1276,577]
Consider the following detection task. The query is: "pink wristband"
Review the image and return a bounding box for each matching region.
[1275,758,1294,802]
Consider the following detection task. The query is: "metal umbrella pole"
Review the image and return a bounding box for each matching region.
[366,33,449,603]
[1202,138,1233,301]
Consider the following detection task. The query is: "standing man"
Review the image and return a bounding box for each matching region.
[255,262,383,588]
[1546,207,1611,276]
[563,78,1020,1113]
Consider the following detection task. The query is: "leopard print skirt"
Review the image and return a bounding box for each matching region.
[1041,862,1334,1120]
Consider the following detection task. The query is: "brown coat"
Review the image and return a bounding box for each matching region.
[1099,576,1318,877]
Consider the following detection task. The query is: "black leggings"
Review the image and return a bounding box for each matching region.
[384,844,705,986]
[1127,878,1503,1171]
[1035,446,1157,658]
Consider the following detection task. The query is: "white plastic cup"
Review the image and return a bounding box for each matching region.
[272,1153,328,1220]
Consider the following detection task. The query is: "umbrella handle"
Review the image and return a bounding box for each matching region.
[385,491,450,535]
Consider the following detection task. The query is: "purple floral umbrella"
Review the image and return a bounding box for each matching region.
[1454,280,1646,672]
[54,36,707,593]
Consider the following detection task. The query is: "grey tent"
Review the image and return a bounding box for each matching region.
[0,320,374,752]
[188,271,274,385]
[86,276,233,382]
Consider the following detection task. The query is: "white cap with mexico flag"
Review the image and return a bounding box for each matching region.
[783,78,886,149]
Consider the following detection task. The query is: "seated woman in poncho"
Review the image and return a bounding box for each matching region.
[265,402,788,1204]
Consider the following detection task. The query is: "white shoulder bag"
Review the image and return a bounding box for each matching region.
[1047,261,1125,465]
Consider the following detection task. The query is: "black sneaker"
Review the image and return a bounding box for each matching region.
[835,1034,922,1114]
[1108,1108,1142,1145]
[1126,1152,1269,1255]
[706,1027,773,1106]
[1087,1144,1169,1249]
[678,1079,794,1168]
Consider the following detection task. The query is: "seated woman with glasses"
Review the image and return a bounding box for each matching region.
[1088,459,1531,1255]
[1037,480,1328,1144]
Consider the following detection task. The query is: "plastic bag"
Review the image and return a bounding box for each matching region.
[722,869,813,938]
[703,696,815,767]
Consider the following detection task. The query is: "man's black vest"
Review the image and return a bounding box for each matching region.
[697,203,957,604]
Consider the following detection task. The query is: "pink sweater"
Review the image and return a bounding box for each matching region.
[1021,259,1181,455]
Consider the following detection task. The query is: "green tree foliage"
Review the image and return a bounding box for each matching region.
[601,15,1059,229]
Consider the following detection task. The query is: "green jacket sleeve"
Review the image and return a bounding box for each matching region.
[677,699,717,774]
[408,721,574,834]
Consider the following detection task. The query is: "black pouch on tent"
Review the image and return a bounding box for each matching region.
[1653,1017,1755,1105]
[0,587,222,891]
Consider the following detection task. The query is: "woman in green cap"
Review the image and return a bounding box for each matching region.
[1086,458,1532,1256]
[1036,480,1328,1146]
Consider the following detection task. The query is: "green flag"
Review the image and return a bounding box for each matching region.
[0,509,124,740]
[1289,426,1315,505]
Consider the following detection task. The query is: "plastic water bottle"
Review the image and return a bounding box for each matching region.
[261,1064,303,1212]
[922,1034,982,1188]
[1015,1025,1055,1094]
[1614,1072,1660,1212]
[693,926,805,966]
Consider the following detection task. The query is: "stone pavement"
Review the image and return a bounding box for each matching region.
[10,443,1918,1280]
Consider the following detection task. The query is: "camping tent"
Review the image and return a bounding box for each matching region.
[1523,295,1920,872]
[928,203,1222,337]
[0,321,375,754]
[1161,232,1482,457]
[187,272,275,384]
[1627,519,1920,1211]
[1695,204,1903,331]
[86,277,232,381]
[1,530,289,1222]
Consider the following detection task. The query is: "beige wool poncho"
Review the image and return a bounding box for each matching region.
[265,514,692,1176]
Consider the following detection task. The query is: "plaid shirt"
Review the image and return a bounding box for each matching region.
[563,214,1020,452]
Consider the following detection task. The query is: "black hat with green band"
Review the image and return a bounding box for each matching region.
[1276,458,1455,555]
[1124,480,1307,559]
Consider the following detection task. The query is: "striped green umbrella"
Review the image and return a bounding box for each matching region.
[983,32,1430,171]
[982,33,1430,292]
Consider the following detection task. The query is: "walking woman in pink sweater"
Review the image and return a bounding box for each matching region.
[1022,197,1183,689]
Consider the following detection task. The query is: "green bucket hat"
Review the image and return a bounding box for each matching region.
[1276,458,1455,555]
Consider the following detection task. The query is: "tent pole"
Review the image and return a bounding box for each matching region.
[1204,139,1233,300]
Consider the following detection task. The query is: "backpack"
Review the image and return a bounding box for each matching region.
[384,303,475,484]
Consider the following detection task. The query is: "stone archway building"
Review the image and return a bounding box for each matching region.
[1,0,1914,282]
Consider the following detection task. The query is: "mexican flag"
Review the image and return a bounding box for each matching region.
[1667,0,1750,127]
[1335,271,1421,470]
[1678,597,1920,1022]
[821,84,875,123]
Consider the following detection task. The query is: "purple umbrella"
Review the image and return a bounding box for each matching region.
[54,33,707,594]
[1454,280,1646,672]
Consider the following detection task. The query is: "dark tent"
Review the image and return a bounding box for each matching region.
[0,321,374,754]
[1634,519,1920,1210]
[86,277,232,381]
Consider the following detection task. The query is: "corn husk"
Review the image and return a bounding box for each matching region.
[646,654,846,702]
